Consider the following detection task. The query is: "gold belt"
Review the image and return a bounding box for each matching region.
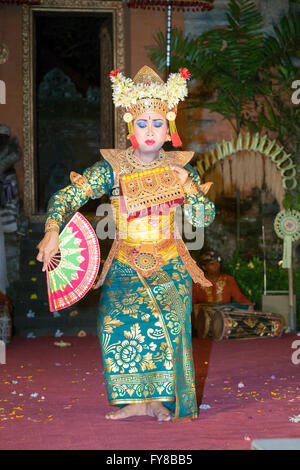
[115,237,178,277]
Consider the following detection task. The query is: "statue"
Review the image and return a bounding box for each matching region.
[0,125,21,233]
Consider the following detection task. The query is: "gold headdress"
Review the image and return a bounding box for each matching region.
[109,65,191,148]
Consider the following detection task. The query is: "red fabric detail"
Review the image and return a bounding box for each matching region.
[126,197,185,222]
[192,273,251,305]
[129,134,139,149]
[0,290,13,313]
[171,132,182,148]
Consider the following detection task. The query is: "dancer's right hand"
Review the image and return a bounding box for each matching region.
[36,232,59,272]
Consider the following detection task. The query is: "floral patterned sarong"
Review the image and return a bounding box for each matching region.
[97,256,198,422]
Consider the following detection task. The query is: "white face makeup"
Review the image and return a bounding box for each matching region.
[133,111,168,158]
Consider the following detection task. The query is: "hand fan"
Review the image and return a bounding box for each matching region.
[46,212,100,311]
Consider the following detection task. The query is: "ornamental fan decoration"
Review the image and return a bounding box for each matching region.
[274,209,300,269]
[46,212,100,312]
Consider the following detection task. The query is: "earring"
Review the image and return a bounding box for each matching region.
[166,111,182,147]
[165,134,171,142]
[124,114,138,148]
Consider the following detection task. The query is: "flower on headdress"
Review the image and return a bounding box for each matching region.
[110,69,189,109]
[179,68,191,79]
[167,73,188,108]
[109,69,120,78]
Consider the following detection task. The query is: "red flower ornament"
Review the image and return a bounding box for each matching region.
[109,69,120,78]
[179,68,191,79]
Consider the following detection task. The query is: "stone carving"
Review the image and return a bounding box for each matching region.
[0,125,20,233]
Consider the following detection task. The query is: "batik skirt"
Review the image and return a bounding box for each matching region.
[97,256,198,422]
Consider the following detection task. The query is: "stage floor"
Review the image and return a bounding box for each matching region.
[0,334,299,450]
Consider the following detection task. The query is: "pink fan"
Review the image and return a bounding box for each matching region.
[46,212,100,311]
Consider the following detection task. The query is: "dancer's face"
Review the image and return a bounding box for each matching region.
[133,112,168,154]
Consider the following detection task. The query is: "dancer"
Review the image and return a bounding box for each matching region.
[37,66,215,422]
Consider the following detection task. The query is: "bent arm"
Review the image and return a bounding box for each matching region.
[38,160,114,271]
[45,159,114,232]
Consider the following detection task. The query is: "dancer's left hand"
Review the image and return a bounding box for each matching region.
[92,276,102,290]
[170,165,189,185]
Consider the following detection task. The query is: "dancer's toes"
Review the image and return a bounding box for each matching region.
[105,411,116,420]
[105,403,147,420]
[147,402,173,421]
[105,402,173,421]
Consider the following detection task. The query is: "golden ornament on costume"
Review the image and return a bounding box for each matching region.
[166,111,176,121]
[119,167,185,215]
[123,112,133,123]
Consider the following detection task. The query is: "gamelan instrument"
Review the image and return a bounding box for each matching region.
[192,304,285,340]
[211,308,285,340]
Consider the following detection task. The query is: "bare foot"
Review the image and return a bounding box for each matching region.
[105,403,147,420]
[105,402,174,421]
[146,402,174,422]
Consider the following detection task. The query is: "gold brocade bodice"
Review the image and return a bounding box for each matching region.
[100,147,194,180]
[111,197,176,243]
[45,146,214,286]
[113,205,179,269]
[104,148,186,273]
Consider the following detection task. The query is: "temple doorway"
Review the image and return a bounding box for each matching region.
[34,11,114,214]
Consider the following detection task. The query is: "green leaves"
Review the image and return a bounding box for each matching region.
[149,0,266,133]
[283,192,293,211]
[222,252,300,310]
[149,1,299,138]
[263,13,300,65]
[149,0,300,184]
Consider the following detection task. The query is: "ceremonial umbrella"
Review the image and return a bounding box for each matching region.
[125,0,215,76]
[0,1,40,4]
